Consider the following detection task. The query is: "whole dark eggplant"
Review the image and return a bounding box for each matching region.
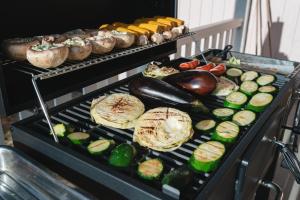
[162,70,217,96]
[129,77,209,113]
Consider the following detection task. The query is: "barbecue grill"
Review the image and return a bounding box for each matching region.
[1,0,300,199]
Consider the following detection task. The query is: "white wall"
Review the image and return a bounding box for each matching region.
[177,0,237,28]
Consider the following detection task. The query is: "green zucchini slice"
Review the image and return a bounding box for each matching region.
[240,71,259,81]
[246,93,273,112]
[87,139,115,155]
[232,110,256,126]
[189,141,225,173]
[67,132,90,145]
[211,121,240,144]
[224,92,248,109]
[239,81,258,96]
[226,68,243,79]
[258,85,277,94]
[212,108,235,120]
[108,143,136,168]
[256,75,276,86]
[138,159,163,180]
[195,119,216,132]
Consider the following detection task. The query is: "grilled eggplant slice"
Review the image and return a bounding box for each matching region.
[163,70,217,96]
[129,77,209,113]
[211,121,239,144]
[232,110,256,126]
[63,37,92,61]
[108,143,136,168]
[143,63,179,79]
[67,132,90,145]
[226,68,243,83]
[246,93,273,112]
[189,141,225,173]
[239,81,258,96]
[87,139,115,155]
[212,76,239,96]
[224,91,248,109]
[212,108,235,120]
[138,159,163,180]
[195,119,216,132]
[26,42,69,68]
[2,37,40,61]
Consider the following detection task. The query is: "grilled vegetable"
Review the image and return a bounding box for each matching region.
[212,76,239,96]
[179,59,200,70]
[111,30,135,49]
[195,63,215,71]
[138,159,163,180]
[226,56,240,67]
[239,81,258,96]
[137,23,164,34]
[63,37,92,61]
[212,108,235,120]
[163,70,217,96]
[258,85,277,94]
[87,31,116,54]
[246,93,273,112]
[127,25,151,37]
[52,124,67,137]
[162,165,193,190]
[211,121,239,144]
[210,63,226,76]
[143,63,179,79]
[195,119,216,132]
[226,68,243,80]
[2,37,40,61]
[256,75,276,86]
[155,18,177,28]
[67,132,90,145]
[165,17,184,26]
[241,71,259,82]
[224,91,248,109]
[189,141,225,173]
[129,77,209,113]
[151,33,164,44]
[87,139,115,155]
[108,143,136,168]
[232,110,256,126]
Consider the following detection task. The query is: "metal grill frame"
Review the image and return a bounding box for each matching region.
[11,63,292,199]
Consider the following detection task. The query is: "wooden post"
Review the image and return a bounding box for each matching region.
[233,0,252,52]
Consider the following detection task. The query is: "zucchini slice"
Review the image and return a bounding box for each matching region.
[258,85,277,94]
[226,68,243,79]
[224,91,248,109]
[211,121,240,144]
[138,159,163,180]
[246,93,273,112]
[232,110,256,126]
[195,119,216,132]
[189,141,225,173]
[239,81,258,96]
[67,132,90,145]
[240,71,259,81]
[212,108,235,120]
[256,75,276,86]
[53,124,67,137]
[87,139,115,155]
[109,143,136,168]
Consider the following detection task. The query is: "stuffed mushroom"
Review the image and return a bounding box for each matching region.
[87,31,116,54]
[63,37,92,61]
[111,30,135,48]
[2,37,40,61]
[26,40,69,68]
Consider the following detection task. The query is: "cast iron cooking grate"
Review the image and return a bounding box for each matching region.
[0,32,194,80]
[19,68,289,199]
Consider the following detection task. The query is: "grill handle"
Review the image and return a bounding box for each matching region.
[271,139,300,184]
[258,180,283,200]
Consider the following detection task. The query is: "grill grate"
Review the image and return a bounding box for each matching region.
[19,69,289,199]
[0,32,194,80]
